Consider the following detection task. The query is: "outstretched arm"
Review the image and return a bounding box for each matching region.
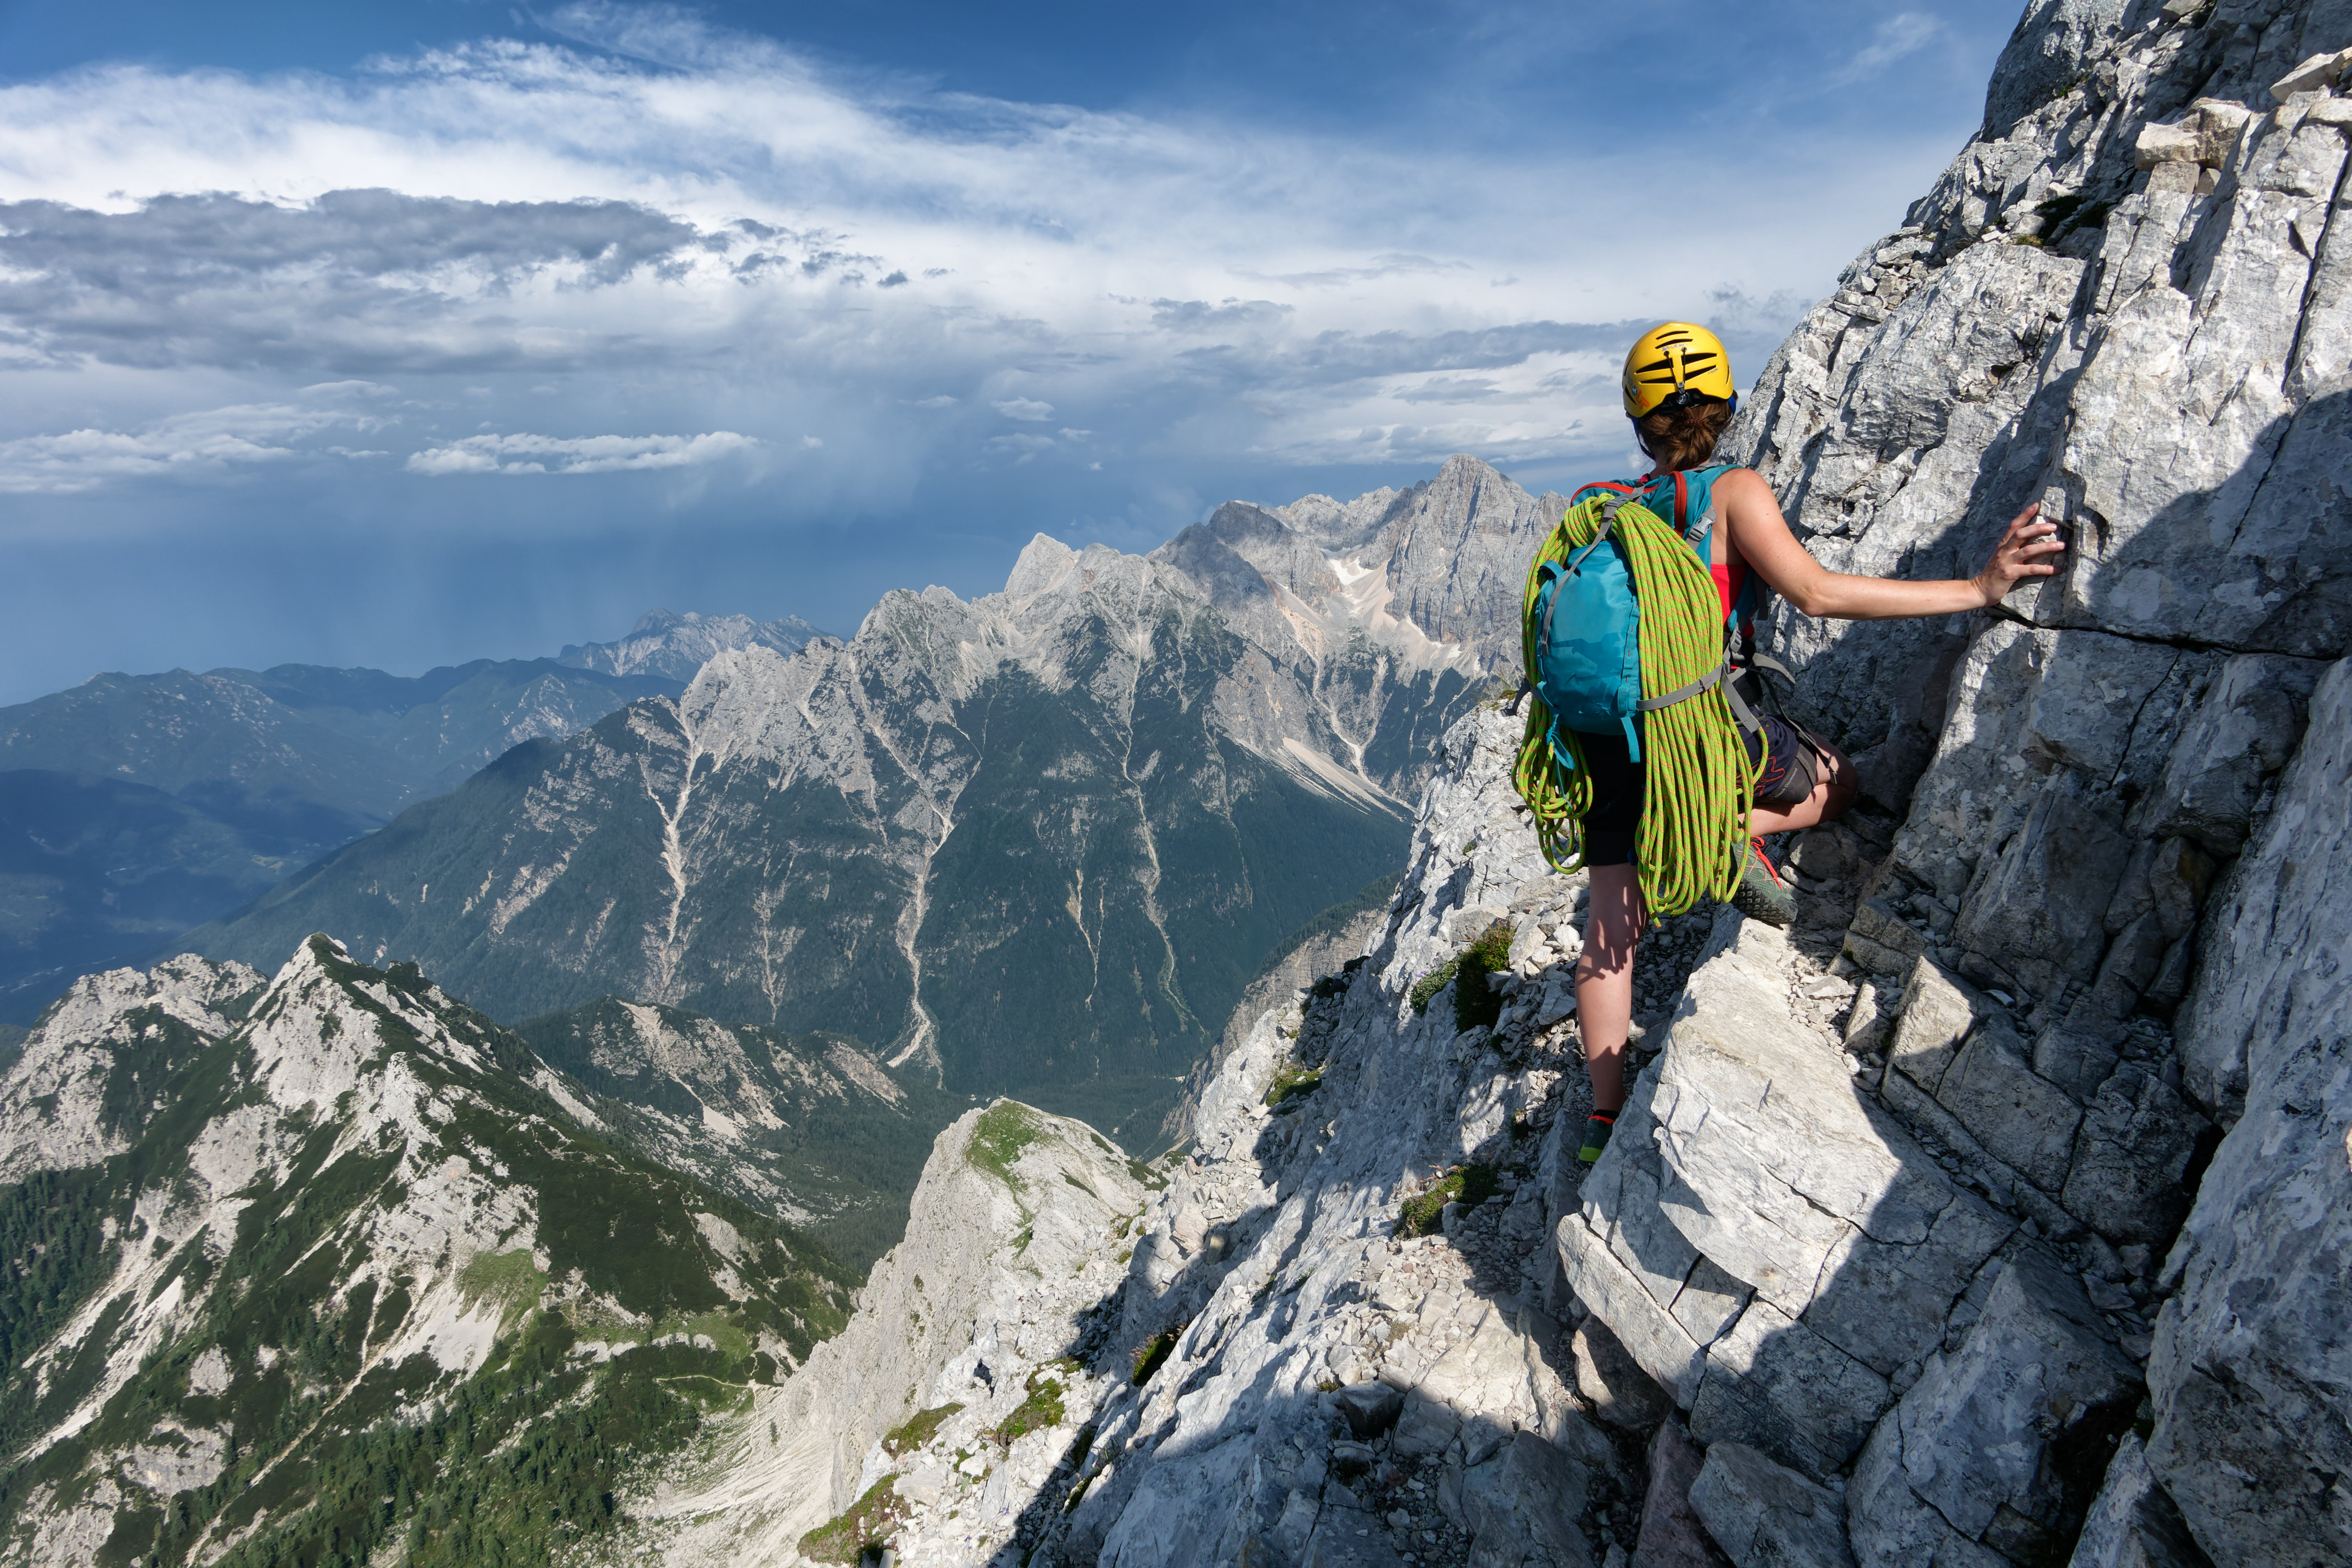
[1715,467,2063,620]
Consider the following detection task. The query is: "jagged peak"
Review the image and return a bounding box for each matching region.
[1003,531,1082,602]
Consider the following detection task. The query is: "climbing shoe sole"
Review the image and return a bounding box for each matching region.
[1732,838,1797,928]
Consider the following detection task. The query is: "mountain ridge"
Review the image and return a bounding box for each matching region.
[183,456,1562,1136]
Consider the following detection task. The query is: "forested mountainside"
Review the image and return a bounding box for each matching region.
[516,995,963,1273]
[0,938,854,1568]
[0,658,680,1022]
[189,459,1558,1137]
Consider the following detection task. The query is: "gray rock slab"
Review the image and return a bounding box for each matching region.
[1686,1439,1856,1568]
[2066,1434,2211,1568]
[2132,652,2326,856]
[1688,1296,1891,1482]
[1629,1420,1732,1568]
[2155,658,2352,1567]
[1454,1431,1596,1568]
[1558,1213,1706,1409]
[1847,1252,2140,1568]
[1953,775,2132,998]
[1931,1019,2082,1194]
[1573,1317,1676,1434]
[2059,1064,2210,1244]
[1886,957,1987,1098]
[1335,1382,1403,1441]
[1666,1258,1753,1354]
[1645,922,2007,1380]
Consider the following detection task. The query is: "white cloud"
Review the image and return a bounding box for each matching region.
[0,390,392,493]
[1836,14,1945,85]
[994,398,1054,421]
[404,429,760,475]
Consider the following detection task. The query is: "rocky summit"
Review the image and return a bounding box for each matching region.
[5,1,2352,1565]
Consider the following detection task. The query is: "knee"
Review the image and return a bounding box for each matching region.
[1820,746,1859,817]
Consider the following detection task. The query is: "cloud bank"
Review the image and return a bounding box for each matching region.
[0,0,2011,702]
[0,8,1957,515]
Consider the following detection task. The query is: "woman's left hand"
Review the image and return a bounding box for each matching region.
[1973,504,2065,605]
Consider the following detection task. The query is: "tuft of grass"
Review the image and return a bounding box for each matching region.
[1263,1064,1323,1109]
[883,1403,965,1456]
[1409,957,1461,1016]
[1411,922,1515,1029]
[1397,1163,1501,1237]
[966,1101,1043,1187]
[1452,921,1515,1034]
[798,1479,906,1564]
[992,1361,1075,1444]
[1131,1329,1180,1386]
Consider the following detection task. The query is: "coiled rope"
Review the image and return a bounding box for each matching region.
[1513,491,1756,916]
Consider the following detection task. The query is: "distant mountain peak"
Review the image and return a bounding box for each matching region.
[563,609,830,681]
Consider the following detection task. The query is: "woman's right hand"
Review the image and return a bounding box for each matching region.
[1973,504,2065,605]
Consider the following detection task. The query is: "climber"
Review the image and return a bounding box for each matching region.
[1542,322,2064,1163]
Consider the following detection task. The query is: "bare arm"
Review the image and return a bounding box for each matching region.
[1714,467,2063,620]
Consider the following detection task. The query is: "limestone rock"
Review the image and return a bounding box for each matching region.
[1573,1317,1675,1434]
[1452,1431,1598,1568]
[2150,658,2352,1566]
[2064,1434,2209,1568]
[1629,1420,1731,1568]
[1847,1253,2140,1568]
[1687,1440,1856,1568]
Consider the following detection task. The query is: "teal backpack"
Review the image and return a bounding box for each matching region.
[1527,464,1763,764]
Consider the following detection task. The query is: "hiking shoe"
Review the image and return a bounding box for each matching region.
[1731,837,1796,928]
[1577,1110,1618,1164]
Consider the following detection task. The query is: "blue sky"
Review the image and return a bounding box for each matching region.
[0,0,2019,702]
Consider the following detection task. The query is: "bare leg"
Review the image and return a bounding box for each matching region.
[1749,739,1859,837]
[1575,863,1647,1111]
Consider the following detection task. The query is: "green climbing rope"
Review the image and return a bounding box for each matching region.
[1513,492,1758,916]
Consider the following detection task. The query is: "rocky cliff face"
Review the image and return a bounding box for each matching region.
[190,458,1559,1137]
[1708,0,2352,1559]
[587,1099,1155,1567]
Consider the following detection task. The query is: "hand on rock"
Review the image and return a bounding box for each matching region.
[1975,503,2065,604]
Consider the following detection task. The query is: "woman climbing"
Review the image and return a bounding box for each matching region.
[1546,322,2065,1164]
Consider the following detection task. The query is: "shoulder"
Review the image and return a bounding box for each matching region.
[1710,467,1778,510]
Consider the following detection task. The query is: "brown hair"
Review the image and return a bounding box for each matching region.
[1634,400,1733,472]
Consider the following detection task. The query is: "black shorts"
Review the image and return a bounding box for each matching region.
[1576,714,1821,868]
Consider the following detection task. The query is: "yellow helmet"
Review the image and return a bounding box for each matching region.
[1621,322,1736,419]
